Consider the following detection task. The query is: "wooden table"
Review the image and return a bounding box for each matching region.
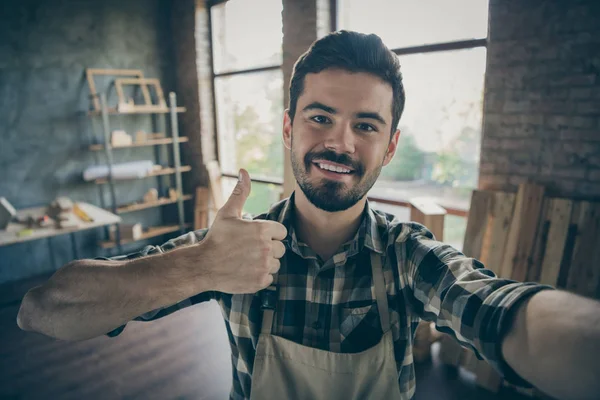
[0,202,121,266]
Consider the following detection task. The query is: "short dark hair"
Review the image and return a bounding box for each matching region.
[288,30,405,135]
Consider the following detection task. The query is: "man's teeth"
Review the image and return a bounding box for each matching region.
[317,163,352,174]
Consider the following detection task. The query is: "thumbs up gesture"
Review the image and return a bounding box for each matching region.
[198,169,287,294]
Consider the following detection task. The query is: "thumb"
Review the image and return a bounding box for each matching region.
[218,169,251,219]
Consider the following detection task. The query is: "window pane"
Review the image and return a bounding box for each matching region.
[338,0,489,49]
[211,0,283,74]
[215,70,284,180]
[369,47,485,213]
[221,177,282,217]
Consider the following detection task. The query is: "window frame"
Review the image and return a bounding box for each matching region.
[206,0,486,217]
[208,0,284,188]
[336,0,488,217]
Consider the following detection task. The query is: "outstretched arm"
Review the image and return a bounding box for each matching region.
[502,290,600,400]
[17,236,212,341]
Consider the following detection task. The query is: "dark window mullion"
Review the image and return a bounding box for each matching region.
[214,64,282,78]
[221,172,283,186]
[392,38,487,56]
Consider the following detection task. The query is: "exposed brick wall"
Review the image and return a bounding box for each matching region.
[480,0,600,199]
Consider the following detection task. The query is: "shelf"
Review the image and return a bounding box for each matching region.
[89,137,189,151]
[100,223,191,249]
[88,106,186,116]
[94,165,192,184]
[116,195,193,214]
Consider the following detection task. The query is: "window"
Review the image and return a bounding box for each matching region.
[338,0,489,249]
[210,0,284,216]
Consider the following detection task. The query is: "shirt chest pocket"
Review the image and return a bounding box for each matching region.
[339,302,383,352]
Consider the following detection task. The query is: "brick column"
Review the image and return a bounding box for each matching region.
[170,0,217,192]
[281,0,332,197]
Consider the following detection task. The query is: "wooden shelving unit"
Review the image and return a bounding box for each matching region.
[86,69,191,252]
[115,195,193,214]
[93,166,191,184]
[100,223,192,249]
[89,137,189,151]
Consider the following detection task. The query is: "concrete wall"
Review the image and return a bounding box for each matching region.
[480,0,600,199]
[0,0,183,283]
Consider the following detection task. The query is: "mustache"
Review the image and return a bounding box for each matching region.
[304,150,364,175]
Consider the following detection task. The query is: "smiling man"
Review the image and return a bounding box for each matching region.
[18,31,600,400]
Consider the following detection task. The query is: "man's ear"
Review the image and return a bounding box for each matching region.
[283,109,292,150]
[382,129,401,166]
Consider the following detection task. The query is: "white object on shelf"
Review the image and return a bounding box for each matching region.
[111,130,133,147]
[83,160,155,181]
[109,223,143,241]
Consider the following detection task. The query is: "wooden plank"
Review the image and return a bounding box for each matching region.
[206,161,225,211]
[409,197,446,241]
[194,187,210,230]
[557,202,581,289]
[528,197,550,282]
[566,202,600,298]
[462,190,494,260]
[499,184,545,281]
[115,78,166,109]
[539,199,573,286]
[85,68,144,111]
[116,195,192,214]
[94,165,191,184]
[483,191,516,275]
[89,137,189,151]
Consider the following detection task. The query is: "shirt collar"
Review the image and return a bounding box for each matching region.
[271,193,385,261]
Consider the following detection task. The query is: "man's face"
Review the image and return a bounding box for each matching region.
[283,69,400,212]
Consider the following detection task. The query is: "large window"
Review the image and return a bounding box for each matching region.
[338,0,489,249]
[210,0,284,216]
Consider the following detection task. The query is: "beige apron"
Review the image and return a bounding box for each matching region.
[250,252,404,400]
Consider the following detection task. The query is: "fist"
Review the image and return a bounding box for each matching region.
[200,169,287,294]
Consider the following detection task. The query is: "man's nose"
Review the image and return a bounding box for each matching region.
[323,123,355,154]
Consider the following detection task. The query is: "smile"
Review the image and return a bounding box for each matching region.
[312,161,355,176]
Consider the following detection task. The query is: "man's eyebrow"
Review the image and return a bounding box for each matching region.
[356,112,387,125]
[302,102,337,114]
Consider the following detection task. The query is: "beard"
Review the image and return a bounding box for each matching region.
[291,137,383,212]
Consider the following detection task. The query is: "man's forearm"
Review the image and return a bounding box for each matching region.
[17,244,212,341]
[502,290,600,400]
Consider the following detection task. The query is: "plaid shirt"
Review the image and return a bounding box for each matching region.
[108,194,553,399]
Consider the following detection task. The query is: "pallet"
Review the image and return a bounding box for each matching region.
[438,183,600,397]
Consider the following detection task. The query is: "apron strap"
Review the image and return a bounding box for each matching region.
[261,272,279,334]
[370,252,391,333]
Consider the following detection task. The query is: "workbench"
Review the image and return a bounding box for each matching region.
[0,202,121,265]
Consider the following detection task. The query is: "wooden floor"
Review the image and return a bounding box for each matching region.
[0,275,530,400]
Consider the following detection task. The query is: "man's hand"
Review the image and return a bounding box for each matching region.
[199,169,287,294]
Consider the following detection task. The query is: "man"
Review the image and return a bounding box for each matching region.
[17,31,600,400]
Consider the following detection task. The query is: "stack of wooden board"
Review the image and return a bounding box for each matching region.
[438,183,600,396]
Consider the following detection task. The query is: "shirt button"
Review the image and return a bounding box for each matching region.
[312,321,322,329]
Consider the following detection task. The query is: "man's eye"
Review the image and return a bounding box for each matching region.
[356,123,376,132]
[310,115,330,124]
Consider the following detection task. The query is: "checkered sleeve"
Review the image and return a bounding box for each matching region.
[104,229,218,337]
[402,223,554,386]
